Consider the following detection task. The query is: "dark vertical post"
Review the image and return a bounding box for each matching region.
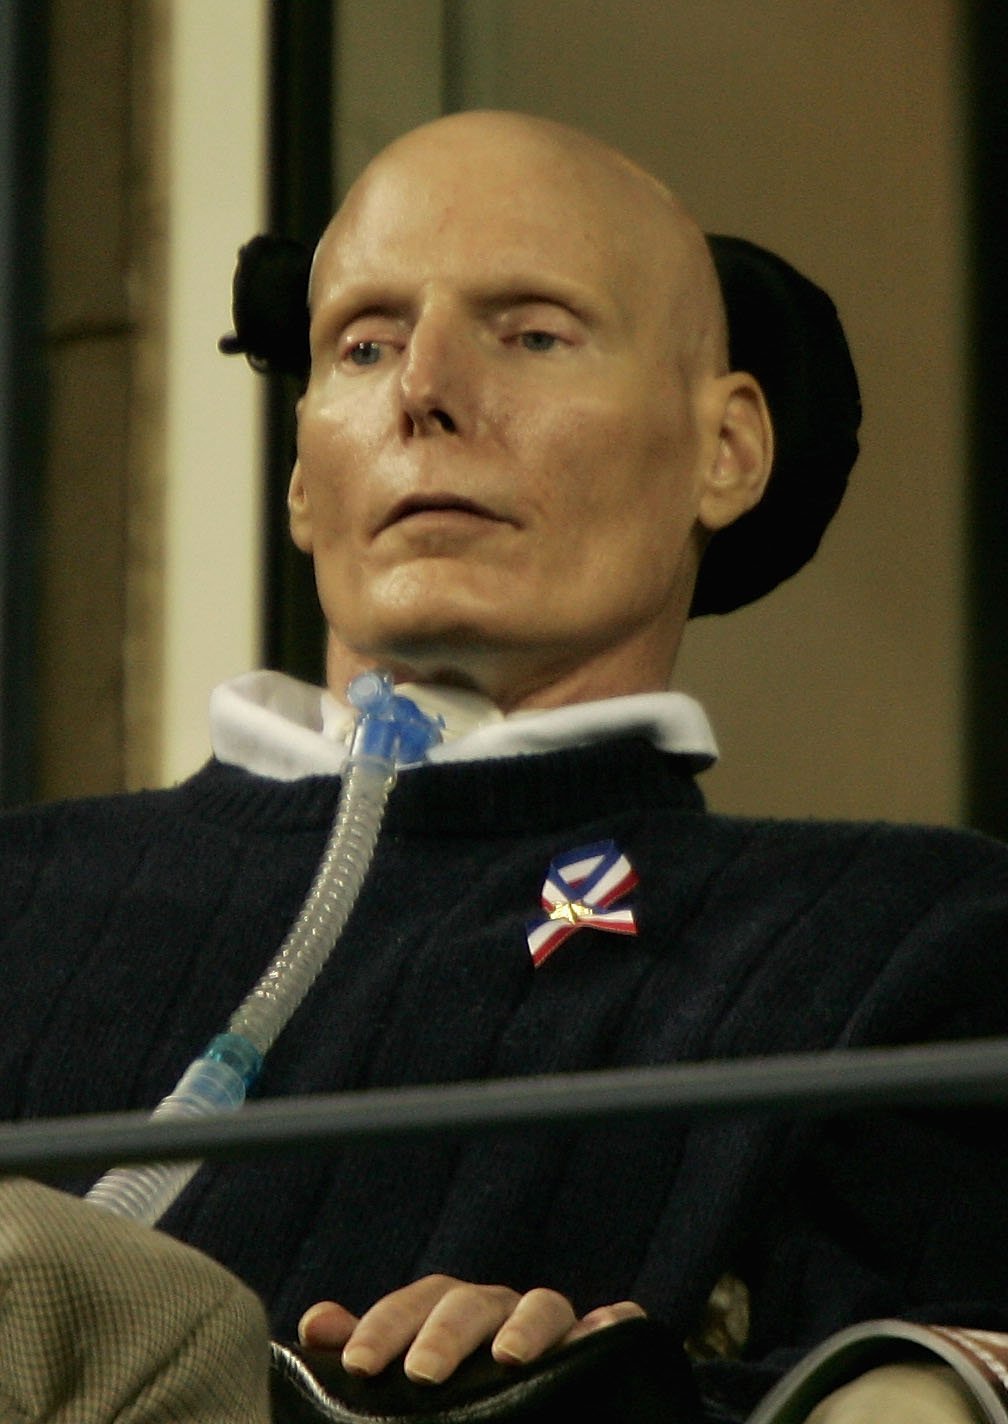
[262,0,335,683]
[0,2,47,806]
[963,3,1008,838]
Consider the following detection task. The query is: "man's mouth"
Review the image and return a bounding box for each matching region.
[378,494,506,533]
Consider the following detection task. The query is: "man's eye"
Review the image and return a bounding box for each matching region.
[520,330,559,353]
[346,340,384,366]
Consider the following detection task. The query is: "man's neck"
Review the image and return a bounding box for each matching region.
[323,625,686,718]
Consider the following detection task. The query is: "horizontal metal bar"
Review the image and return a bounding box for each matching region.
[2,1037,1007,1181]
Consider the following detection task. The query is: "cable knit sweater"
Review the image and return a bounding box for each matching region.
[3,739,1008,1418]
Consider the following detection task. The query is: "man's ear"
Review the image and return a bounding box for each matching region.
[287,460,314,553]
[697,373,774,533]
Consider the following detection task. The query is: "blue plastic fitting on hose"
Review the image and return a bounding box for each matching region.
[346,671,444,766]
[205,1032,265,1091]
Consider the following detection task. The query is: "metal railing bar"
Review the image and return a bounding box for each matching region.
[2,1036,1007,1181]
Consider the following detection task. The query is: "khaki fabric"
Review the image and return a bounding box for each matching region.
[0,1179,271,1423]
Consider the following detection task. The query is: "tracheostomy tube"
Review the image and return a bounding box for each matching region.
[85,673,442,1226]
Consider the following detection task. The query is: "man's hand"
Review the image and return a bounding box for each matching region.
[298,1275,646,1384]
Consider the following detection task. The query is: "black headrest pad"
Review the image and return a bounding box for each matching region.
[218,235,312,380]
[219,232,861,616]
[695,235,861,615]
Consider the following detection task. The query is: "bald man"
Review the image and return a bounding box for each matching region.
[2,112,1006,1424]
[290,111,769,712]
[286,107,767,1377]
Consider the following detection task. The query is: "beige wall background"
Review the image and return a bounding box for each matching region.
[38,0,967,828]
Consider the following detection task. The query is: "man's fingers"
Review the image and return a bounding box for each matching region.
[312,1281,645,1388]
[342,1275,489,1379]
[404,1282,522,1382]
[297,1300,360,1348]
[563,1299,648,1343]
[491,1287,579,1365]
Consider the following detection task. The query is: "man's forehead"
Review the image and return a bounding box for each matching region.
[311,123,694,320]
[320,187,614,291]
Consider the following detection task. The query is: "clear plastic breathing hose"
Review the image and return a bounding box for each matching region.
[85,672,441,1226]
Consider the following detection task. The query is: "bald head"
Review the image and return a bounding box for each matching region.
[314,110,728,385]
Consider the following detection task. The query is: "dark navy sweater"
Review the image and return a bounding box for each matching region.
[2,738,1008,1418]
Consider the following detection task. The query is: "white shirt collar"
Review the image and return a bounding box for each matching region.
[209,669,718,782]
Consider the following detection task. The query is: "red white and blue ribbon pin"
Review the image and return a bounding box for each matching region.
[526,839,639,968]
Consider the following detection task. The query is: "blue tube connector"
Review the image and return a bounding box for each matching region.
[205,1032,264,1090]
[347,671,443,766]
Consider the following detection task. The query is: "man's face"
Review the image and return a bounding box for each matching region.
[291,119,723,707]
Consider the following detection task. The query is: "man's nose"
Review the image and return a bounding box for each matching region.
[398,312,469,436]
